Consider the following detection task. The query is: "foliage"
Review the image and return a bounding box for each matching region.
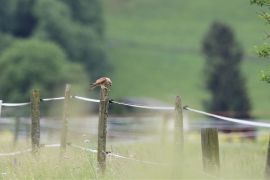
[0,39,88,102]
[33,0,111,79]
[251,0,270,6]
[0,33,14,52]
[0,0,37,37]
[202,22,252,118]
[60,0,104,36]
[251,0,270,83]
[102,0,270,118]
[0,0,16,33]
[0,0,110,82]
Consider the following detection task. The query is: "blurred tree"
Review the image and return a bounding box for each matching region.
[0,39,88,102]
[0,0,37,37]
[0,0,111,81]
[0,33,14,52]
[202,22,252,118]
[34,0,111,79]
[12,0,37,37]
[250,0,270,83]
[0,0,16,33]
[60,0,104,36]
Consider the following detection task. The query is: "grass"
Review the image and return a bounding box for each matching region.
[101,0,270,118]
[0,132,269,179]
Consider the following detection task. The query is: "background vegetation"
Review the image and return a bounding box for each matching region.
[202,21,252,118]
[0,0,269,118]
[0,0,111,102]
[102,0,270,118]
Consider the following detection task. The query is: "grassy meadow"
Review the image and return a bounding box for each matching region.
[0,132,269,179]
[102,0,270,118]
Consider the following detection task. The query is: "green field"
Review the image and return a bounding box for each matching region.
[0,133,269,179]
[101,0,270,118]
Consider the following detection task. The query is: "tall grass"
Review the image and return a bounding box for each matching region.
[0,133,268,179]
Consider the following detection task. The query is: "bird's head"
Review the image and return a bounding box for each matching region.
[106,78,112,87]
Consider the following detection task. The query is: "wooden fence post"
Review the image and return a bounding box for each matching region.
[0,100,2,117]
[97,87,110,175]
[264,135,270,179]
[31,89,40,155]
[174,96,184,151]
[13,117,20,148]
[60,84,71,153]
[201,128,220,174]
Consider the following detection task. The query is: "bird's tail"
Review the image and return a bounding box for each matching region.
[90,83,97,90]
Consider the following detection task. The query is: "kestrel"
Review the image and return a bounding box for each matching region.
[90,77,112,90]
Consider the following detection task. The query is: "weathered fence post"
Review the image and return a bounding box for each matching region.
[201,128,220,174]
[0,100,2,117]
[171,96,184,178]
[13,117,20,148]
[264,135,270,179]
[174,96,184,151]
[31,89,40,155]
[60,84,71,153]
[97,87,110,175]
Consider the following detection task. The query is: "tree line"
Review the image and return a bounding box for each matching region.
[0,0,111,102]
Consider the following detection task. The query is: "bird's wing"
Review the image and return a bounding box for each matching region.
[95,77,107,85]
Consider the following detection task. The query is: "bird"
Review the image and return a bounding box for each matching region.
[90,77,112,90]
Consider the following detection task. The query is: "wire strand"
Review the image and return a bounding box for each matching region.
[110,100,174,111]
[2,102,31,107]
[41,97,65,102]
[73,96,100,103]
[184,106,270,128]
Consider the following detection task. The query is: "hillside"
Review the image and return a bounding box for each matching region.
[102,0,270,118]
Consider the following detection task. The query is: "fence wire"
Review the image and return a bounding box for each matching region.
[0,148,31,157]
[1,95,270,128]
[41,97,65,102]
[110,100,174,111]
[184,106,270,128]
[0,144,60,157]
[73,96,100,103]
[69,143,165,166]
